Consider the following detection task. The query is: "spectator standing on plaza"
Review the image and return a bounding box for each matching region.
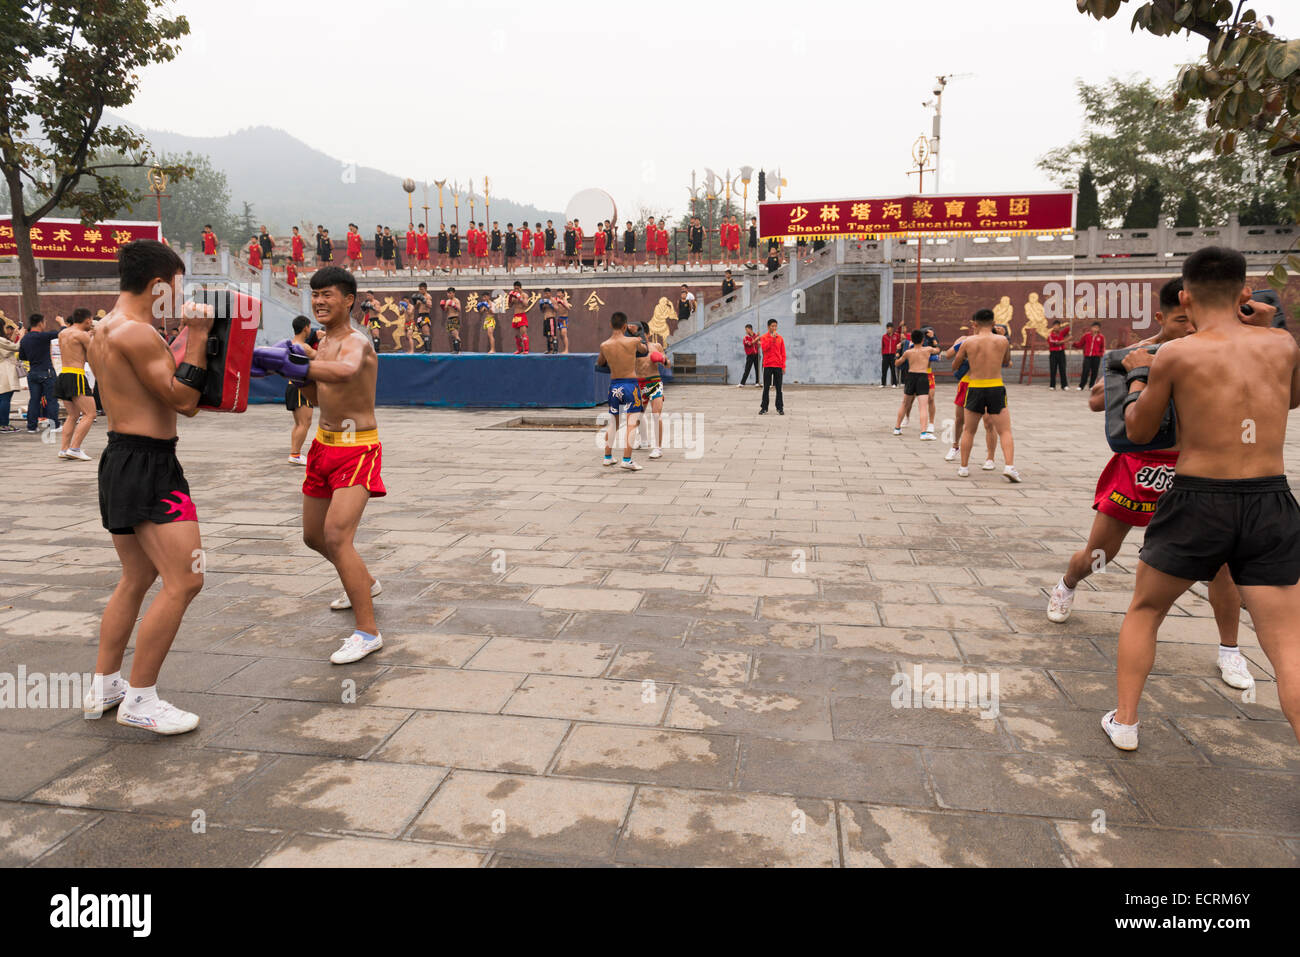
[1047,319,1070,390]
[247,236,262,270]
[758,318,786,415]
[738,323,760,387]
[880,322,901,387]
[747,217,758,266]
[346,224,363,273]
[406,226,417,274]
[0,323,21,432]
[373,225,384,273]
[644,217,658,268]
[1074,321,1106,391]
[721,270,736,299]
[320,228,333,265]
[314,225,325,266]
[382,226,397,277]
[18,313,62,433]
[201,224,218,258]
[290,226,305,268]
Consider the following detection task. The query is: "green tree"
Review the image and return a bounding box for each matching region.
[1076,0,1300,286]
[1077,164,1102,229]
[1123,178,1165,227]
[237,201,256,241]
[1174,188,1201,226]
[0,1,189,317]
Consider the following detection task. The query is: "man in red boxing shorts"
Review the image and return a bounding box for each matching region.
[1046,277,1255,694]
[252,266,387,665]
[508,280,530,353]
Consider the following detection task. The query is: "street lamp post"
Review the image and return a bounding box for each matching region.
[906,136,935,333]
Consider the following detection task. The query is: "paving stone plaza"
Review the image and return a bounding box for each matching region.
[2,383,1297,867]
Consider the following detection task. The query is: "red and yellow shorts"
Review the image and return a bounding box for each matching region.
[954,375,969,407]
[303,427,387,499]
[511,312,528,329]
[927,369,936,391]
[1093,450,1178,528]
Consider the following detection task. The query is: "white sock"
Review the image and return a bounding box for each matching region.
[1056,577,1075,594]
[124,684,159,713]
[1219,644,1242,661]
[1107,712,1138,731]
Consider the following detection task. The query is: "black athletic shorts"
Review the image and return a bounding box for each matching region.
[56,370,92,400]
[1140,474,1300,586]
[903,371,930,396]
[285,382,313,411]
[98,432,196,535]
[964,384,1007,415]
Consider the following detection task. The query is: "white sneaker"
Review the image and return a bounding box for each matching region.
[956,466,970,477]
[65,448,91,461]
[1047,579,1076,623]
[944,447,958,462]
[919,431,937,441]
[57,448,70,458]
[649,448,662,459]
[1101,710,1139,751]
[288,453,308,466]
[330,579,382,611]
[620,459,643,471]
[982,459,996,471]
[892,428,902,436]
[330,630,384,664]
[82,680,126,717]
[1218,653,1255,690]
[602,457,615,466]
[1003,465,1022,483]
[116,699,200,735]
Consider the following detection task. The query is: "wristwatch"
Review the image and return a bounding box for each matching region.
[174,362,207,391]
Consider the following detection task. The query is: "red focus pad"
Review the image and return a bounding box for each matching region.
[170,289,260,412]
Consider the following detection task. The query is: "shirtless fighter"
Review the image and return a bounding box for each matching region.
[83,240,211,735]
[253,266,387,664]
[56,308,96,461]
[539,288,558,354]
[951,309,1019,481]
[596,311,656,470]
[1046,278,1254,692]
[941,333,997,468]
[508,281,530,354]
[440,287,462,354]
[1106,247,1300,749]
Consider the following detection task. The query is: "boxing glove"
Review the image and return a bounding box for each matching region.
[1103,344,1176,453]
[252,341,311,383]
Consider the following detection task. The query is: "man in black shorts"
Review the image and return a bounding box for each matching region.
[1109,246,1300,750]
[285,315,318,465]
[84,240,214,735]
[688,216,704,267]
[892,329,938,439]
[950,308,1018,481]
[545,219,557,267]
[412,282,433,352]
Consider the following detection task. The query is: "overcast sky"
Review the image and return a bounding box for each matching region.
[116,0,1287,217]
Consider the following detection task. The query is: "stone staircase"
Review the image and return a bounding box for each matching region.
[669,353,728,385]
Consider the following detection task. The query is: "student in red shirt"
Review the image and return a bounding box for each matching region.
[739,322,760,386]
[247,237,262,269]
[758,318,786,414]
[345,224,362,273]
[532,228,544,264]
[416,224,430,270]
[202,225,218,256]
[285,261,298,288]
[593,228,606,267]
[644,218,658,267]
[520,224,533,270]
[1073,321,1106,390]
[1047,319,1070,390]
[290,226,305,265]
[880,322,901,387]
[655,225,669,266]
[406,224,417,271]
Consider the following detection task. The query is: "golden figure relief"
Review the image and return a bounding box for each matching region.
[647,297,674,346]
[1021,292,1050,346]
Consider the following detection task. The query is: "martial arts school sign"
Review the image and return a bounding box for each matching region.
[758,191,1076,239]
[0,217,162,261]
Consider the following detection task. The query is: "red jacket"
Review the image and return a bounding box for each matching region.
[882,332,902,354]
[759,332,786,369]
[1074,332,1106,357]
[743,333,759,356]
[1048,328,1069,352]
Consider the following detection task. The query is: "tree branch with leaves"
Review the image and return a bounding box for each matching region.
[0,0,190,317]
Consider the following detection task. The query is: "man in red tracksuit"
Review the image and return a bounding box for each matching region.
[758,318,786,415]
[1047,320,1070,390]
[880,322,902,387]
[739,323,760,386]
[1073,321,1106,391]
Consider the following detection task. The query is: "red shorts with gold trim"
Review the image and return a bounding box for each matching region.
[303,427,387,499]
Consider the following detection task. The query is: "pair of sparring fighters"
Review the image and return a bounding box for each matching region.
[1050,248,1300,750]
[83,241,384,735]
[596,311,670,469]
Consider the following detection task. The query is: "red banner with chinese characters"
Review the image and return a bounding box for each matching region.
[758,191,1075,239]
[0,218,162,261]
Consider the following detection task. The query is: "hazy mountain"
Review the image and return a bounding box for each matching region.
[108,112,563,235]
